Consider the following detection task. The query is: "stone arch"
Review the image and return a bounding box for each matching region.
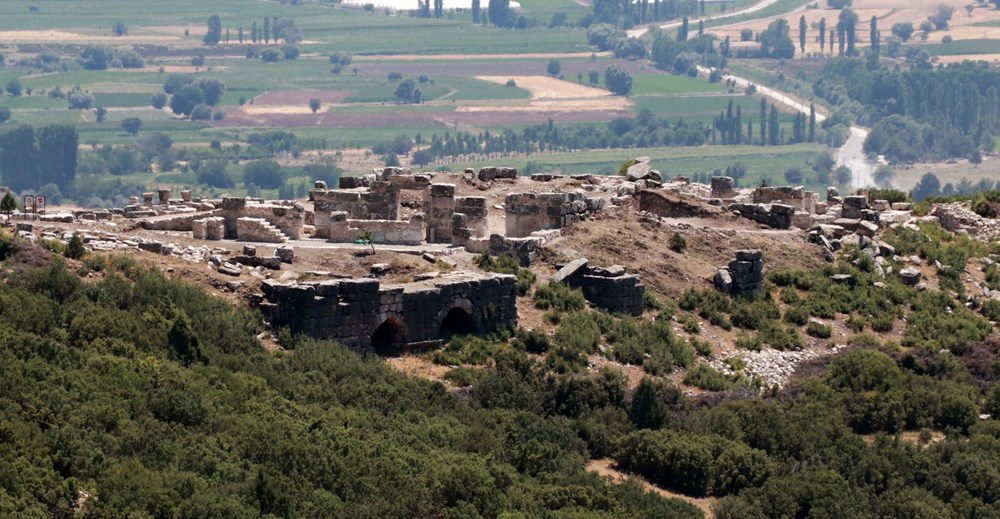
[371,317,405,355]
[438,299,476,342]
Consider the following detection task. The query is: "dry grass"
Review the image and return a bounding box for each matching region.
[469,75,631,112]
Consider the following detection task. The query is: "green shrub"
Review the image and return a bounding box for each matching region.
[680,314,701,334]
[684,364,737,391]
[475,252,536,295]
[691,338,713,356]
[513,327,550,354]
[669,232,686,253]
[779,286,800,305]
[736,332,762,351]
[731,299,780,330]
[783,305,809,326]
[534,281,586,312]
[758,322,803,351]
[806,320,832,339]
[40,239,67,255]
[981,299,1000,322]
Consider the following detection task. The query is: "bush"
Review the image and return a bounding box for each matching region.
[684,364,738,391]
[474,252,535,295]
[190,104,212,121]
[534,281,586,312]
[669,232,686,253]
[512,327,550,354]
[806,320,832,338]
[65,233,86,259]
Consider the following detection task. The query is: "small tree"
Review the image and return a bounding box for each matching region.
[668,232,686,253]
[150,92,168,109]
[111,22,128,36]
[547,59,561,76]
[0,192,17,224]
[587,69,600,86]
[604,65,633,96]
[357,230,375,254]
[6,78,22,96]
[65,232,86,259]
[121,117,143,135]
[95,106,107,122]
[204,15,223,45]
[309,98,321,114]
[0,106,10,123]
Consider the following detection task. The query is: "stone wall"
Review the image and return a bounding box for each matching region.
[258,272,519,350]
[638,189,721,218]
[752,186,818,212]
[192,217,225,240]
[713,249,764,298]
[730,203,794,229]
[505,192,595,238]
[552,259,645,316]
[710,176,736,199]
[312,182,399,230]
[426,183,455,243]
[488,234,542,267]
[478,167,518,181]
[327,212,426,245]
[455,196,488,237]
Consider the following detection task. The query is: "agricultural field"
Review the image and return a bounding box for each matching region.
[0,0,838,205]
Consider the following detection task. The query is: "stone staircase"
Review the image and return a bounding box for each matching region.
[236,217,289,243]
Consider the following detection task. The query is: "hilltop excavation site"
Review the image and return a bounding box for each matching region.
[7,162,996,388]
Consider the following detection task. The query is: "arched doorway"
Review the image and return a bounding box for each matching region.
[371,319,404,355]
[439,307,475,342]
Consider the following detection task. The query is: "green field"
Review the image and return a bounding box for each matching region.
[916,39,1000,56]
[632,74,728,95]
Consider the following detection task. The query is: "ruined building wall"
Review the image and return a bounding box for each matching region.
[327,212,426,245]
[258,273,519,349]
[505,192,594,238]
[426,183,455,243]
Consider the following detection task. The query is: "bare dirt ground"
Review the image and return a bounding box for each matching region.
[891,155,998,191]
[240,90,352,115]
[0,30,179,43]
[471,75,632,112]
[587,459,717,518]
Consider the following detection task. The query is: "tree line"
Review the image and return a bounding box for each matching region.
[815,59,1000,162]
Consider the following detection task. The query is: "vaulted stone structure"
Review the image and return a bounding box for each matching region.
[257,272,518,351]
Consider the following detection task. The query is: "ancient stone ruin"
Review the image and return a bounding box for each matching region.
[257,271,519,351]
[714,249,765,299]
[552,258,645,316]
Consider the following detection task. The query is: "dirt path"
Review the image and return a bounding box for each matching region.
[699,65,874,188]
[586,459,716,518]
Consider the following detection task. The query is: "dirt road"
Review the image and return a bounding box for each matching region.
[628,0,787,38]
[698,65,874,188]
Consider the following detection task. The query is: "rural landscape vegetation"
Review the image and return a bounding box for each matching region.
[5,0,1000,516]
